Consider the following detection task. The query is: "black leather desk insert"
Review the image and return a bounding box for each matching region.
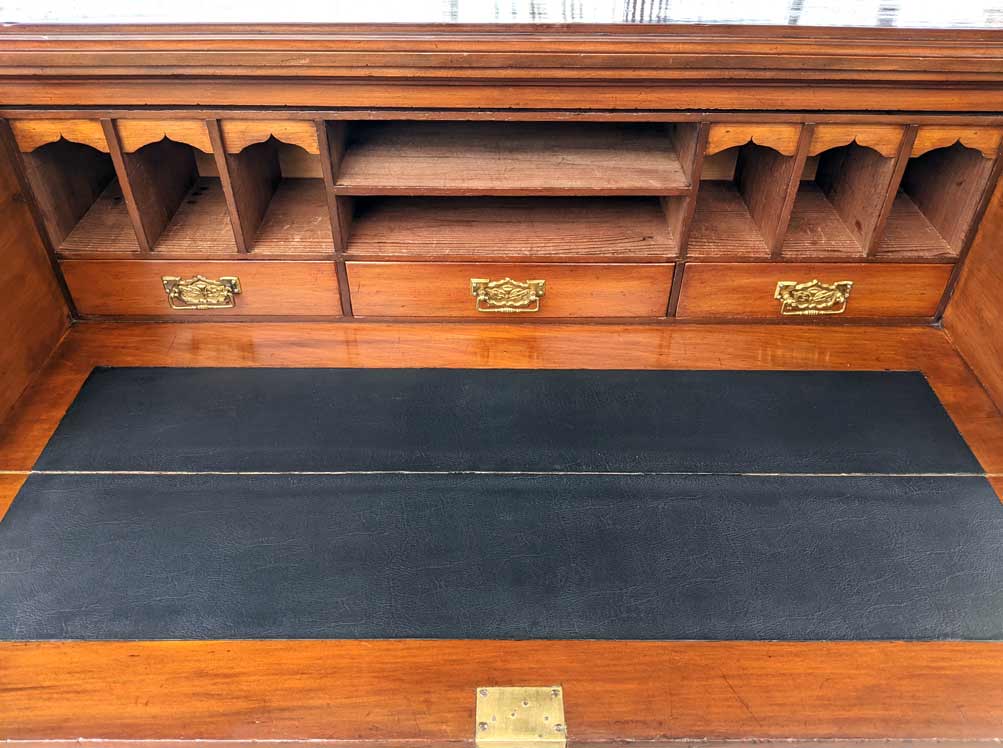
[35,367,980,473]
[2,474,1001,640]
[2,367,998,641]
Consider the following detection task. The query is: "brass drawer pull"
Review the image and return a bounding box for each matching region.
[775,279,853,316]
[471,277,546,313]
[162,275,241,310]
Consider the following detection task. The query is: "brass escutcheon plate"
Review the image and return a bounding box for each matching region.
[775,279,853,316]
[475,686,566,748]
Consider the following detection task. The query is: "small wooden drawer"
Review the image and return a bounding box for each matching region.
[347,261,674,318]
[676,262,953,319]
[60,260,342,317]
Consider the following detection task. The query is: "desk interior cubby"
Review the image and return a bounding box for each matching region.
[114,120,236,255]
[782,140,900,260]
[10,120,138,254]
[217,121,335,256]
[874,131,1001,260]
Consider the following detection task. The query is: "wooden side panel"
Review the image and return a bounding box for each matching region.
[677,263,953,319]
[944,171,1003,410]
[0,140,70,421]
[61,260,341,317]
[348,261,674,318]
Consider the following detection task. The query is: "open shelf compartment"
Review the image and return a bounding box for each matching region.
[345,196,679,263]
[334,121,693,196]
[11,120,139,255]
[874,136,999,260]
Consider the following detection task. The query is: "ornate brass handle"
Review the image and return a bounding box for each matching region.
[774,279,853,316]
[162,275,241,310]
[471,277,546,313]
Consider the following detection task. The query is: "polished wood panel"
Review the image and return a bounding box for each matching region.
[1,640,1003,740]
[60,260,341,317]
[911,127,1003,158]
[116,119,213,154]
[0,137,70,423]
[4,322,999,476]
[220,119,320,154]
[706,124,801,157]
[347,197,677,262]
[677,263,953,319]
[335,122,690,196]
[347,262,674,318]
[809,125,904,158]
[944,165,1003,410]
[10,118,108,153]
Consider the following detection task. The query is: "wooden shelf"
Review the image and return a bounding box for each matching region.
[345,197,677,262]
[253,179,334,256]
[873,193,958,260]
[335,122,691,196]
[153,177,237,254]
[687,182,770,260]
[59,180,139,255]
[781,183,866,260]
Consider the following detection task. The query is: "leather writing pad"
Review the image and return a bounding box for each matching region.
[2,474,1001,640]
[34,367,980,473]
[2,367,999,641]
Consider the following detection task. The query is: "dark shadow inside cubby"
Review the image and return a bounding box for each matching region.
[782,142,896,259]
[874,141,996,260]
[20,138,138,254]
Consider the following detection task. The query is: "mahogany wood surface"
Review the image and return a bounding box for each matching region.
[335,122,690,197]
[60,260,342,317]
[9,118,108,153]
[2,639,1003,740]
[347,262,674,318]
[0,133,70,423]
[944,161,1003,411]
[677,263,953,319]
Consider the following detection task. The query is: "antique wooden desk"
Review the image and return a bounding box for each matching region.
[2,2,1003,743]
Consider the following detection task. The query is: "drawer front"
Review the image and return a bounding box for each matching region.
[677,263,953,319]
[61,260,342,317]
[347,261,674,318]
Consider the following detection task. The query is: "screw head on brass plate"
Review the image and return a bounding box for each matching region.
[475,686,566,748]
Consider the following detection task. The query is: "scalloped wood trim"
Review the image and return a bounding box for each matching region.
[809,125,904,158]
[116,120,213,154]
[705,124,801,157]
[911,127,1003,159]
[10,119,109,153]
[220,120,320,154]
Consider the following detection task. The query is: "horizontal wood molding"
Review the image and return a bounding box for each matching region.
[2,640,1003,740]
[808,124,904,157]
[911,127,1003,158]
[706,124,801,156]
[9,118,108,153]
[116,119,213,154]
[220,119,321,154]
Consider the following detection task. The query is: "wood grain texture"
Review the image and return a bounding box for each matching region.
[116,119,213,154]
[18,138,121,250]
[152,177,239,254]
[346,197,677,263]
[737,138,805,255]
[687,181,769,259]
[944,162,1003,410]
[812,143,897,252]
[0,142,69,423]
[899,142,997,253]
[873,193,956,260]
[220,119,320,154]
[2,640,1003,740]
[60,260,341,317]
[254,179,335,256]
[706,124,801,157]
[809,125,904,158]
[677,263,953,319]
[1,321,1001,474]
[911,127,1003,158]
[10,118,108,153]
[335,122,690,196]
[781,183,865,259]
[58,180,141,255]
[347,262,674,318]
